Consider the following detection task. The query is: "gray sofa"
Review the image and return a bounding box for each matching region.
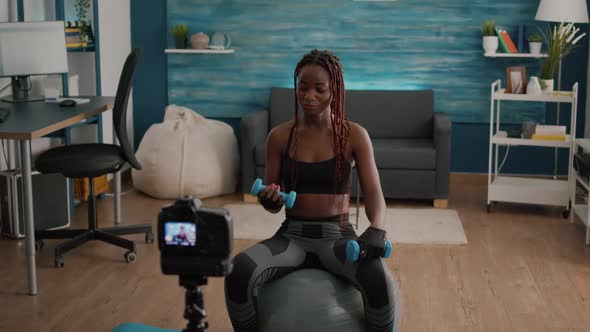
[240,88,452,206]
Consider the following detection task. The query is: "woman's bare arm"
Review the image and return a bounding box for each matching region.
[259,125,286,213]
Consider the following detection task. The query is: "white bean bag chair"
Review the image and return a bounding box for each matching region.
[132,105,239,199]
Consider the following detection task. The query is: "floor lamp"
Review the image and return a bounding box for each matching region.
[535,0,589,177]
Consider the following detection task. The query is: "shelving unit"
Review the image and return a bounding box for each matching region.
[487,79,579,213]
[54,0,103,215]
[569,138,590,245]
[484,52,548,58]
[165,48,235,54]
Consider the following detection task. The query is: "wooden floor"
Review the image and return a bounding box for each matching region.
[1,174,590,332]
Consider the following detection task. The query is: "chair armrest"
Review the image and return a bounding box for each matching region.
[240,110,269,192]
[433,112,452,198]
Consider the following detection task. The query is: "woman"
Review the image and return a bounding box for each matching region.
[224,49,400,332]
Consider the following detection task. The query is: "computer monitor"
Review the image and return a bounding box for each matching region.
[0,21,68,103]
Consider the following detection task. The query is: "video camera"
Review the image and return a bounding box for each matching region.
[157,196,234,332]
[158,196,233,277]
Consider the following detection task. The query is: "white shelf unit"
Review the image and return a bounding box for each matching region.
[165,48,235,54]
[487,80,579,212]
[569,139,590,245]
[484,52,548,58]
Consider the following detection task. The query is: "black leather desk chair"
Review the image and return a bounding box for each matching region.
[34,48,153,267]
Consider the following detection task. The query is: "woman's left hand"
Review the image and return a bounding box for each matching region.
[358,227,387,252]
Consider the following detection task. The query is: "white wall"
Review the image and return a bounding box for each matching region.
[23,0,54,21]
[98,0,132,148]
[0,0,11,21]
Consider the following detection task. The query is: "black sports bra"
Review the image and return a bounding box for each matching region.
[281,126,351,194]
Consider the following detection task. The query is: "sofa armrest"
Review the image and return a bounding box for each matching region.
[433,112,452,198]
[240,110,269,192]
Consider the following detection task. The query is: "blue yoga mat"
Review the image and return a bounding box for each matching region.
[112,322,179,332]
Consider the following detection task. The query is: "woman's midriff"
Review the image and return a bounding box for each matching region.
[285,193,350,219]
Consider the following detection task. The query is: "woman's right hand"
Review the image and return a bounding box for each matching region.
[258,183,284,212]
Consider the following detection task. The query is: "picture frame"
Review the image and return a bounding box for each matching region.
[506,66,527,94]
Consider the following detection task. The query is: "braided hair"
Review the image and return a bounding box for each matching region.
[291,49,351,225]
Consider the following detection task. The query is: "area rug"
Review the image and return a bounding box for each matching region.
[222,204,468,245]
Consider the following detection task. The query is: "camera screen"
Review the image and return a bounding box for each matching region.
[164,221,197,247]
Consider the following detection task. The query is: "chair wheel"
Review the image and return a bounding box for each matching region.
[124,251,136,263]
[145,232,154,244]
[55,256,64,268]
[35,240,45,251]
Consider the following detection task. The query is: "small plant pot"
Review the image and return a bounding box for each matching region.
[483,36,499,55]
[174,35,187,49]
[540,79,554,93]
[529,42,542,55]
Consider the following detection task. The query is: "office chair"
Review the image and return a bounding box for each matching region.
[34,48,153,268]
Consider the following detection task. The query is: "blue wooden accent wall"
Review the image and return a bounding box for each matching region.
[132,1,588,174]
[167,0,557,123]
[131,0,168,148]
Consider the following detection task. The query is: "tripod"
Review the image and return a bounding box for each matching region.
[179,276,209,332]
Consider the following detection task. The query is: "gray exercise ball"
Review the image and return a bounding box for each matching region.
[256,269,367,332]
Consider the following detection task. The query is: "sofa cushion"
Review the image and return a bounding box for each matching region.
[255,143,266,166]
[346,90,434,139]
[268,88,435,139]
[269,88,295,128]
[372,138,436,170]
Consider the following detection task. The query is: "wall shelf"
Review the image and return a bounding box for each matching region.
[484,52,548,58]
[165,48,235,54]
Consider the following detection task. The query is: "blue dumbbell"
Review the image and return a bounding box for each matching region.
[250,178,297,209]
[345,239,392,262]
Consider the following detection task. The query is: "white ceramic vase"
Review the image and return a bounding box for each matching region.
[210,32,231,50]
[483,36,498,55]
[529,42,542,55]
[526,76,542,95]
[190,32,210,49]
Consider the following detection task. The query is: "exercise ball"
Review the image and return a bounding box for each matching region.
[257,269,367,332]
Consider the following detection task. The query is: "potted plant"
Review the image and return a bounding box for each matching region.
[171,24,189,49]
[538,22,586,92]
[527,34,543,55]
[481,20,498,55]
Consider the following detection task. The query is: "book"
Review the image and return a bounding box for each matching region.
[66,36,83,43]
[500,30,518,53]
[67,42,88,48]
[495,27,510,53]
[535,125,566,135]
[531,134,567,141]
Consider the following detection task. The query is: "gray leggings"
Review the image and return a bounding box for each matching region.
[224,215,401,332]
